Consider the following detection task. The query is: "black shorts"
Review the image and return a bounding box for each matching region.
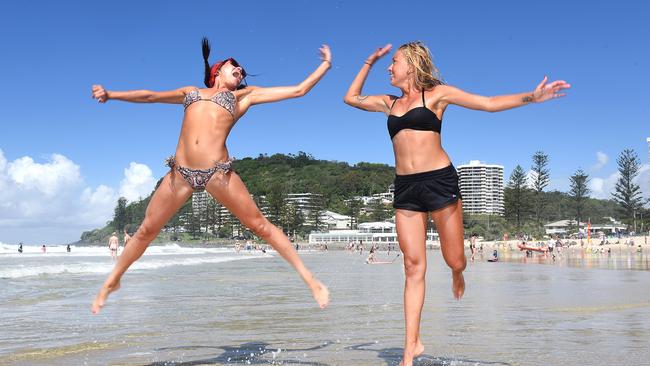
[393,165,462,212]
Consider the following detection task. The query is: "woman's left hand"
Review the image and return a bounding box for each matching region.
[92,84,109,103]
[319,44,332,64]
[532,76,571,103]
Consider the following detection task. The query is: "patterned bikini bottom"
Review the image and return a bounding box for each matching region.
[165,155,233,191]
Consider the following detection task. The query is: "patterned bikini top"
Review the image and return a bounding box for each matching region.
[183,89,236,116]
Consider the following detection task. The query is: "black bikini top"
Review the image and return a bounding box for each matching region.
[387,91,442,140]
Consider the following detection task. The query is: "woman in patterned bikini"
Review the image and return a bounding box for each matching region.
[90,38,332,314]
[344,42,569,366]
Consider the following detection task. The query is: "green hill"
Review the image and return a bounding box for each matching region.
[79,152,631,244]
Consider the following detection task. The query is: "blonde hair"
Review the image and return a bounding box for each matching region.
[398,41,444,90]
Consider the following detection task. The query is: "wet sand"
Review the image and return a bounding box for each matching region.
[1,246,649,365]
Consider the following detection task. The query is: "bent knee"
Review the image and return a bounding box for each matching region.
[248,217,273,238]
[448,256,467,273]
[136,222,160,241]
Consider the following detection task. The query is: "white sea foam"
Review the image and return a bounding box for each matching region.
[0,243,271,279]
[0,243,237,256]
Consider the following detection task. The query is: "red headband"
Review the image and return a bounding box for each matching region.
[208,61,224,88]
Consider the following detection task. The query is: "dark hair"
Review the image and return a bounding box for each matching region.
[202,37,212,87]
[201,37,248,89]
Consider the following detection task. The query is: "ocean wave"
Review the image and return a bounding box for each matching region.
[0,252,271,279]
[0,243,238,256]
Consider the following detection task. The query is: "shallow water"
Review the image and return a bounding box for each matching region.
[1,245,649,365]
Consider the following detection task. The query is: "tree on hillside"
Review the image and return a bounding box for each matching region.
[531,151,550,226]
[284,202,305,238]
[187,209,202,239]
[368,198,391,222]
[205,198,219,235]
[266,182,288,229]
[307,191,327,232]
[504,165,531,230]
[612,149,647,230]
[569,168,590,230]
[346,198,362,228]
[167,200,191,241]
[113,197,128,232]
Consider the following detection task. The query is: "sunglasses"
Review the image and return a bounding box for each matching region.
[216,58,247,89]
[217,57,248,79]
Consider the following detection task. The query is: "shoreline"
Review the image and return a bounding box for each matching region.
[470,234,650,250]
[8,235,649,252]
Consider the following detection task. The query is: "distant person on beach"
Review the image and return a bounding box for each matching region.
[108,232,119,260]
[343,41,569,365]
[469,234,477,262]
[18,243,23,253]
[67,244,71,253]
[41,245,46,253]
[366,246,377,264]
[90,38,331,314]
[123,230,131,248]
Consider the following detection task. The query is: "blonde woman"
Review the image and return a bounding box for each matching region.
[90,39,331,314]
[344,41,569,365]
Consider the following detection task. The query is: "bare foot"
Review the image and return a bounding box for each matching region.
[309,280,329,309]
[91,279,121,314]
[452,271,465,300]
[399,340,424,366]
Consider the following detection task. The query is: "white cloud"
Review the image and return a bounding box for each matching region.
[0,149,157,244]
[589,164,650,202]
[589,172,619,199]
[592,151,609,171]
[119,162,156,202]
[636,164,650,205]
[525,169,537,188]
[7,154,82,197]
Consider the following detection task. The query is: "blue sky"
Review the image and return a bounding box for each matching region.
[1,0,648,244]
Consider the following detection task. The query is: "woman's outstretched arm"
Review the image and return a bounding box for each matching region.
[438,76,571,112]
[343,44,394,113]
[242,45,332,106]
[91,85,195,104]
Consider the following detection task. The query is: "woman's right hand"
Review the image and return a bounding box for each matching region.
[92,84,109,103]
[319,44,332,64]
[365,44,392,65]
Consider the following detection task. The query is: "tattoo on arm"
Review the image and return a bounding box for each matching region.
[522,95,533,103]
[356,95,369,102]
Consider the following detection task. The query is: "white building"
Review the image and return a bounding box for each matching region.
[285,192,325,226]
[457,160,504,215]
[190,191,240,233]
[544,217,627,236]
[355,184,395,206]
[544,219,586,235]
[309,221,439,247]
[286,193,323,212]
[319,210,352,230]
[589,217,627,235]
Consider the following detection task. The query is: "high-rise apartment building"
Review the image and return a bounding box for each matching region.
[457,160,504,215]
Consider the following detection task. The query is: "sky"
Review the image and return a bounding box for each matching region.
[0,0,648,244]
